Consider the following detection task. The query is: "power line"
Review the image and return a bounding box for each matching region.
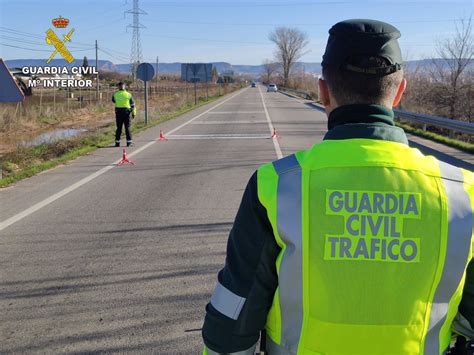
[144,1,349,7]
[141,33,270,45]
[142,0,471,7]
[98,48,130,63]
[98,46,130,60]
[99,50,129,62]
[141,18,460,27]
[100,46,130,59]
[0,35,56,47]
[70,48,96,53]
[1,43,95,58]
[0,27,44,40]
[79,17,125,34]
[0,35,95,51]
[0,27,95,47]
[0,43,52,52]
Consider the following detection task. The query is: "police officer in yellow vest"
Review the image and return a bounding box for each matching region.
[202,19,474,355]
[112,82,136,147]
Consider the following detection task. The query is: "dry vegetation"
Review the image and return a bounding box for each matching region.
[0,75,231,153]
[0,79,239,186]
[269,27,309,86]
[266,18,473,145]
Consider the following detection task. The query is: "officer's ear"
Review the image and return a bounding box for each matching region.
[392,78,407,108]
[318,78,331,108]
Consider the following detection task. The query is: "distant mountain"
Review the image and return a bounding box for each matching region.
[4,59,318,75]
[403,58,473,72]
[5,58,472,76]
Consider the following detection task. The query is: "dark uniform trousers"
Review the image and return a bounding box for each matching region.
[115,107,132,142]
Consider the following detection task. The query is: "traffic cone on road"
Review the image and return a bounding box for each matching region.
[116,148,135,166]
[158,129,168,141]
[271,128,280,139]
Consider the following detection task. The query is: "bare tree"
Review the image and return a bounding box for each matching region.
[269,27,309,86]
[430,16,473,120]
[262,59,279,84]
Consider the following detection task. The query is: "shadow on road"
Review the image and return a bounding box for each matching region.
[96,222,233,235]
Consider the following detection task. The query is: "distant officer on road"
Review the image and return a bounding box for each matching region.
[112,82,136,147]
[202,19,474,354]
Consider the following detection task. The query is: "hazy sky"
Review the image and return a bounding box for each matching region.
[0,0,472,65]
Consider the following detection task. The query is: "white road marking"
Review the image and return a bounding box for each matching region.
[165,89,247,135]
[0,89,247,232]
[258,87,283,159]
[213,103,261,106]
[192,120,268,124]
[166,134,270,140]
[206,111,264,114]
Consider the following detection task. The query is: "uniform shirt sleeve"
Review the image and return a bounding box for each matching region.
[457,259,474,338]
[202,171,280,353]
[112,93,115,103]
[129,94,135,108]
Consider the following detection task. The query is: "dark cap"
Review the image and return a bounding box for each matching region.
[321,19,403,76]
[118,81,125,86]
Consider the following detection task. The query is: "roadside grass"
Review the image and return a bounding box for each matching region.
[396,122,474,154]
[0,89,239,188]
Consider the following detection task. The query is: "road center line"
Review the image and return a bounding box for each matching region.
[166,134,270,140]
[0,88,247,232]
[259,87,283,159]
[192,120,268,124]
[206,111,264,114]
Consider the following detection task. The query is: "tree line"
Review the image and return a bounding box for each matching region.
[264,17,473,122]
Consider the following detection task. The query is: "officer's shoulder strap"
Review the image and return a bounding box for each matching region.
[272,154,301,176]
[438,160,466,183]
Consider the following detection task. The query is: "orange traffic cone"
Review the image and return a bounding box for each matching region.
[117,147,135,166]
[271,128,280,139]
[158,129,168,141]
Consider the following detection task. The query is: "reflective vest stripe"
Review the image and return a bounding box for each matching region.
[266,335,293,354]
[273,154,303,353]
[210,281,246,320]
[425,162,473,354]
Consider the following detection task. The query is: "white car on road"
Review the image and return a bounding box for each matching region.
[267,83,278,92]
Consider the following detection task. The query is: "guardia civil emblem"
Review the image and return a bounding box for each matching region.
[45,16,75,63]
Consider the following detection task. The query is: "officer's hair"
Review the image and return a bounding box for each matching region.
[323,56,403,107]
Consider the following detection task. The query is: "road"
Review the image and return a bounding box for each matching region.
[0,87,472,353]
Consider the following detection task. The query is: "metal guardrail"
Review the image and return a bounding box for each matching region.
[279,87,313,100]
[393,109,474,135]
[279,87,474,136]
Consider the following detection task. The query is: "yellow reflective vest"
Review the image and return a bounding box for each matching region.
[256,139,474,354]
[113,90,133,109]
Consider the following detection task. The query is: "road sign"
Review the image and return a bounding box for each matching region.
[136,62,155,82]
[136,62,155,125]
[181,63,212,104]
[0,59,24,102]
[181,63,212,82]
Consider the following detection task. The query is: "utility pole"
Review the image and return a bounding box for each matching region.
[126,0,146,80]
[156,56,159,92]
[95,40,99,102]
[205,64,209,100]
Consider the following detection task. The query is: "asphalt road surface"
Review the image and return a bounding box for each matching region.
[0,87,472,353]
